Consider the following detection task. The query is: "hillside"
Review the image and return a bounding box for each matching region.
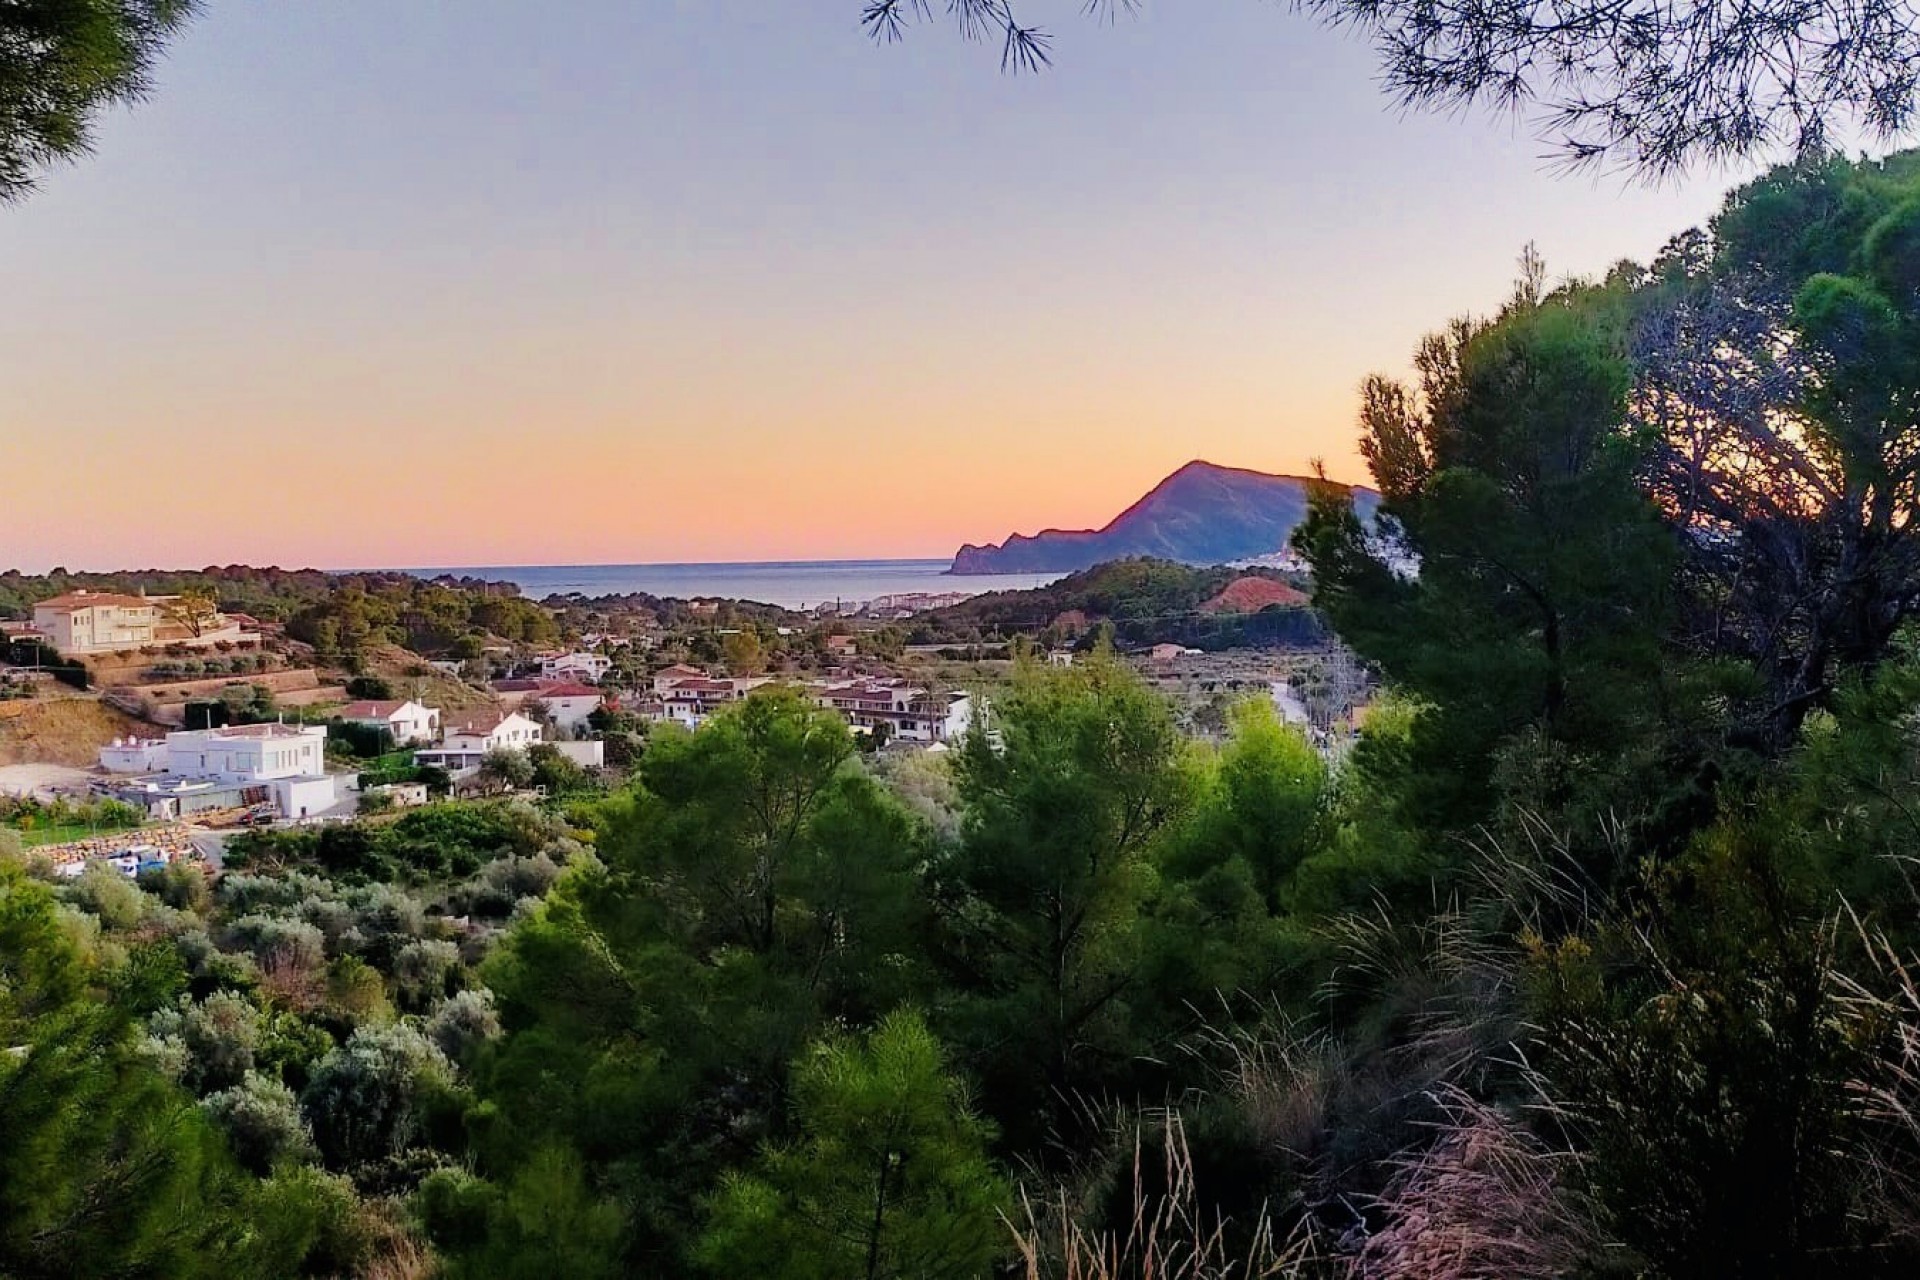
[1201,575,1310,613]
[920,558,1321,651]
[950,460,1378,574]
[355,643,500,712]
[0,696,150,766]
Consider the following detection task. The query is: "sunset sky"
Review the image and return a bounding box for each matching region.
[2,1,1751,573]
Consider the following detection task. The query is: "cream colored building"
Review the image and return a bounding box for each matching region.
[31,589,253,657]
[32,591,164,654]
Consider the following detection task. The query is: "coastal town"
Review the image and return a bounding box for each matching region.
[0,572,1365,883]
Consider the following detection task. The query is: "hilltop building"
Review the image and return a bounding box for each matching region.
[31,589,258,657]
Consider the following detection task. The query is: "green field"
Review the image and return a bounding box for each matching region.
[15,820,148,849]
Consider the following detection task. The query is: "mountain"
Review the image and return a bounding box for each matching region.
[950,460,1378,574]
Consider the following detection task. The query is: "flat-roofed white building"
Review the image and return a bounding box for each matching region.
[167,722,328,781]
[169,725,338,819]
[99,737,170,774]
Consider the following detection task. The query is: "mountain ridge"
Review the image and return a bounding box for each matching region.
[950,460,1378,574]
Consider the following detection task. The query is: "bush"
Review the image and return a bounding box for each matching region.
[227,914,327,973]
[139,860,212,914]
[392,939,461,1009]
[300,1025,455,1171]
[202,1074,316,1175]
[178,990,263,1092]
[65,862,148,932]
[322,955,391,1029]
[426,990,501,1063]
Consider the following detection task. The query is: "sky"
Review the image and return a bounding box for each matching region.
[1,0,1756,572]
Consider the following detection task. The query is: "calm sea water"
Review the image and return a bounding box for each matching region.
[406,559,1063,611]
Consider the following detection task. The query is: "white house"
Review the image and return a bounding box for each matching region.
[166,722,328,782]
[99,737,169,774]
[650,663,707,693]
[540,652,612,682]
[530,683,604,733]
[809,680,973,744]
[641,675,771,728]
[337,698,441,746]
[415,708,543,773]
[442,708,542,752]
[159,722,340,819]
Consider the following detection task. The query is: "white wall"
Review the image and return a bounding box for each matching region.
[272,775,340,820]
[165,727,327,782]
[552,740,605,768]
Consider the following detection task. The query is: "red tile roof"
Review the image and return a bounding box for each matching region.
[444,709,514,737]
[535,683,603,700]
[33,591,157,612]
[339,700,408,719]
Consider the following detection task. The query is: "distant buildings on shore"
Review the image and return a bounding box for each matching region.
[632,668,973,743]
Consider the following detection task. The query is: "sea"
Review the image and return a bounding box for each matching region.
[403,559,1064,612]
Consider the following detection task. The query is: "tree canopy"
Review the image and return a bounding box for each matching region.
[863,0,1920,175]
[0,0,195,201]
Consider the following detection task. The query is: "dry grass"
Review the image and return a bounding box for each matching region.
[1011,1115,1306,1280]
[348,1197,440,1280]
[0,695,149,765]
[1833,914,1920,1245]
[1355,1087,1602,1279]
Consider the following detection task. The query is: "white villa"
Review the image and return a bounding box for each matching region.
[338,698,441,745]
[540,652,612,682]
[651,664,707,693]
[633,667,974,744]
[415,708,543,773]
[530,683,604,733]
[811,680,973,743]
[32,589,256,657]
[636,674,772,729]
[100,722,341,820]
